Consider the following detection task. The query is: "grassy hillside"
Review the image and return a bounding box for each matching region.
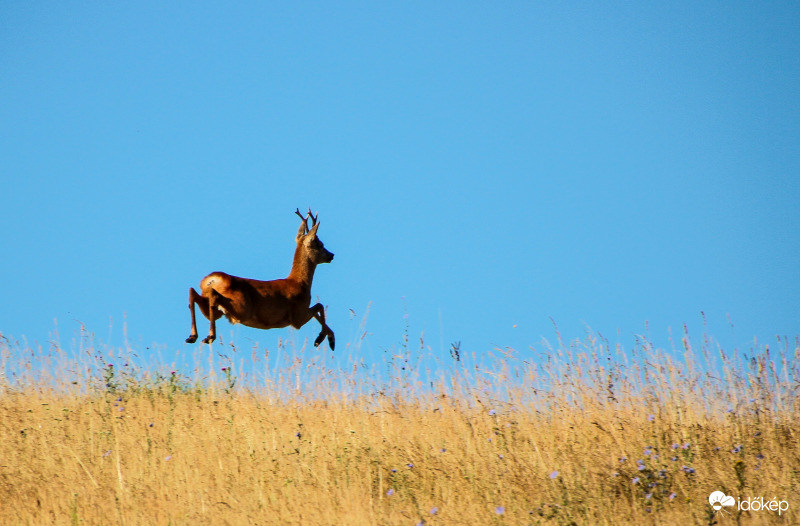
[1,330,797,525]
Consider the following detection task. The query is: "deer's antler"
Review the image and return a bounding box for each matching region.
[307,208,318,227]
[295,208,320,234]
[295,208,310,233]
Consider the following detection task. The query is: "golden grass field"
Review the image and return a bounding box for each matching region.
[1,327,798,525]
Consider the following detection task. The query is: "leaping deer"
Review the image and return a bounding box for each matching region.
[186,208,335,349]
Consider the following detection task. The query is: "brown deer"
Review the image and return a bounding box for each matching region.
[186,209,335,349]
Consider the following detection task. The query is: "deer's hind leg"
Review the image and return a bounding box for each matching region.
[186,287,204,343]
[202,288,228,344]
[186,287,222,344]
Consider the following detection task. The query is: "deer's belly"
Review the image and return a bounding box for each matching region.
[242,314,291,330]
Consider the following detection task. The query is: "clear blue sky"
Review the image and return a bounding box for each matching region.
[2,3,798,368]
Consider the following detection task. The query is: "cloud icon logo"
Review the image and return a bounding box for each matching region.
[709,491,736,511]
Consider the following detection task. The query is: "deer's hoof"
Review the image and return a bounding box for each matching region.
[202,335,216,344]
[314,333,325,347]
[186,335,198,344]
[329,335,335,351]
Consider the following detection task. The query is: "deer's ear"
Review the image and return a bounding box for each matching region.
[296,222,308,240]
[308,221,320,237]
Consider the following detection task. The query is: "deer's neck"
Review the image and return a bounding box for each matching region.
[287,246,317,288]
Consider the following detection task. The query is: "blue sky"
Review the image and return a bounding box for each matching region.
[1,3,798,369]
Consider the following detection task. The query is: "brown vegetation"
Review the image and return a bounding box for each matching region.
[1,329,797,524]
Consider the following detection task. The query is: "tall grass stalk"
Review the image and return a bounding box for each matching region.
[0,328,797,524]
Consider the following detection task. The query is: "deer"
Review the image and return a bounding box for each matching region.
[185,208,335,350]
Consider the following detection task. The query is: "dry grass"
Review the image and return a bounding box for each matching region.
[0,327,798,525]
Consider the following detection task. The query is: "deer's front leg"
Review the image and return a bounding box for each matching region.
[309,303,335,351]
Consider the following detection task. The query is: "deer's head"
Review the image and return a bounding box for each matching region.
[295,208,334,265]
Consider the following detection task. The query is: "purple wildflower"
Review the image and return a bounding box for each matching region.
[669,492,677,501]
[549,471,559,479]
[632,477,640,484]
[495,506,505,515]
[430,507,438,515]
[387,489,394,496]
